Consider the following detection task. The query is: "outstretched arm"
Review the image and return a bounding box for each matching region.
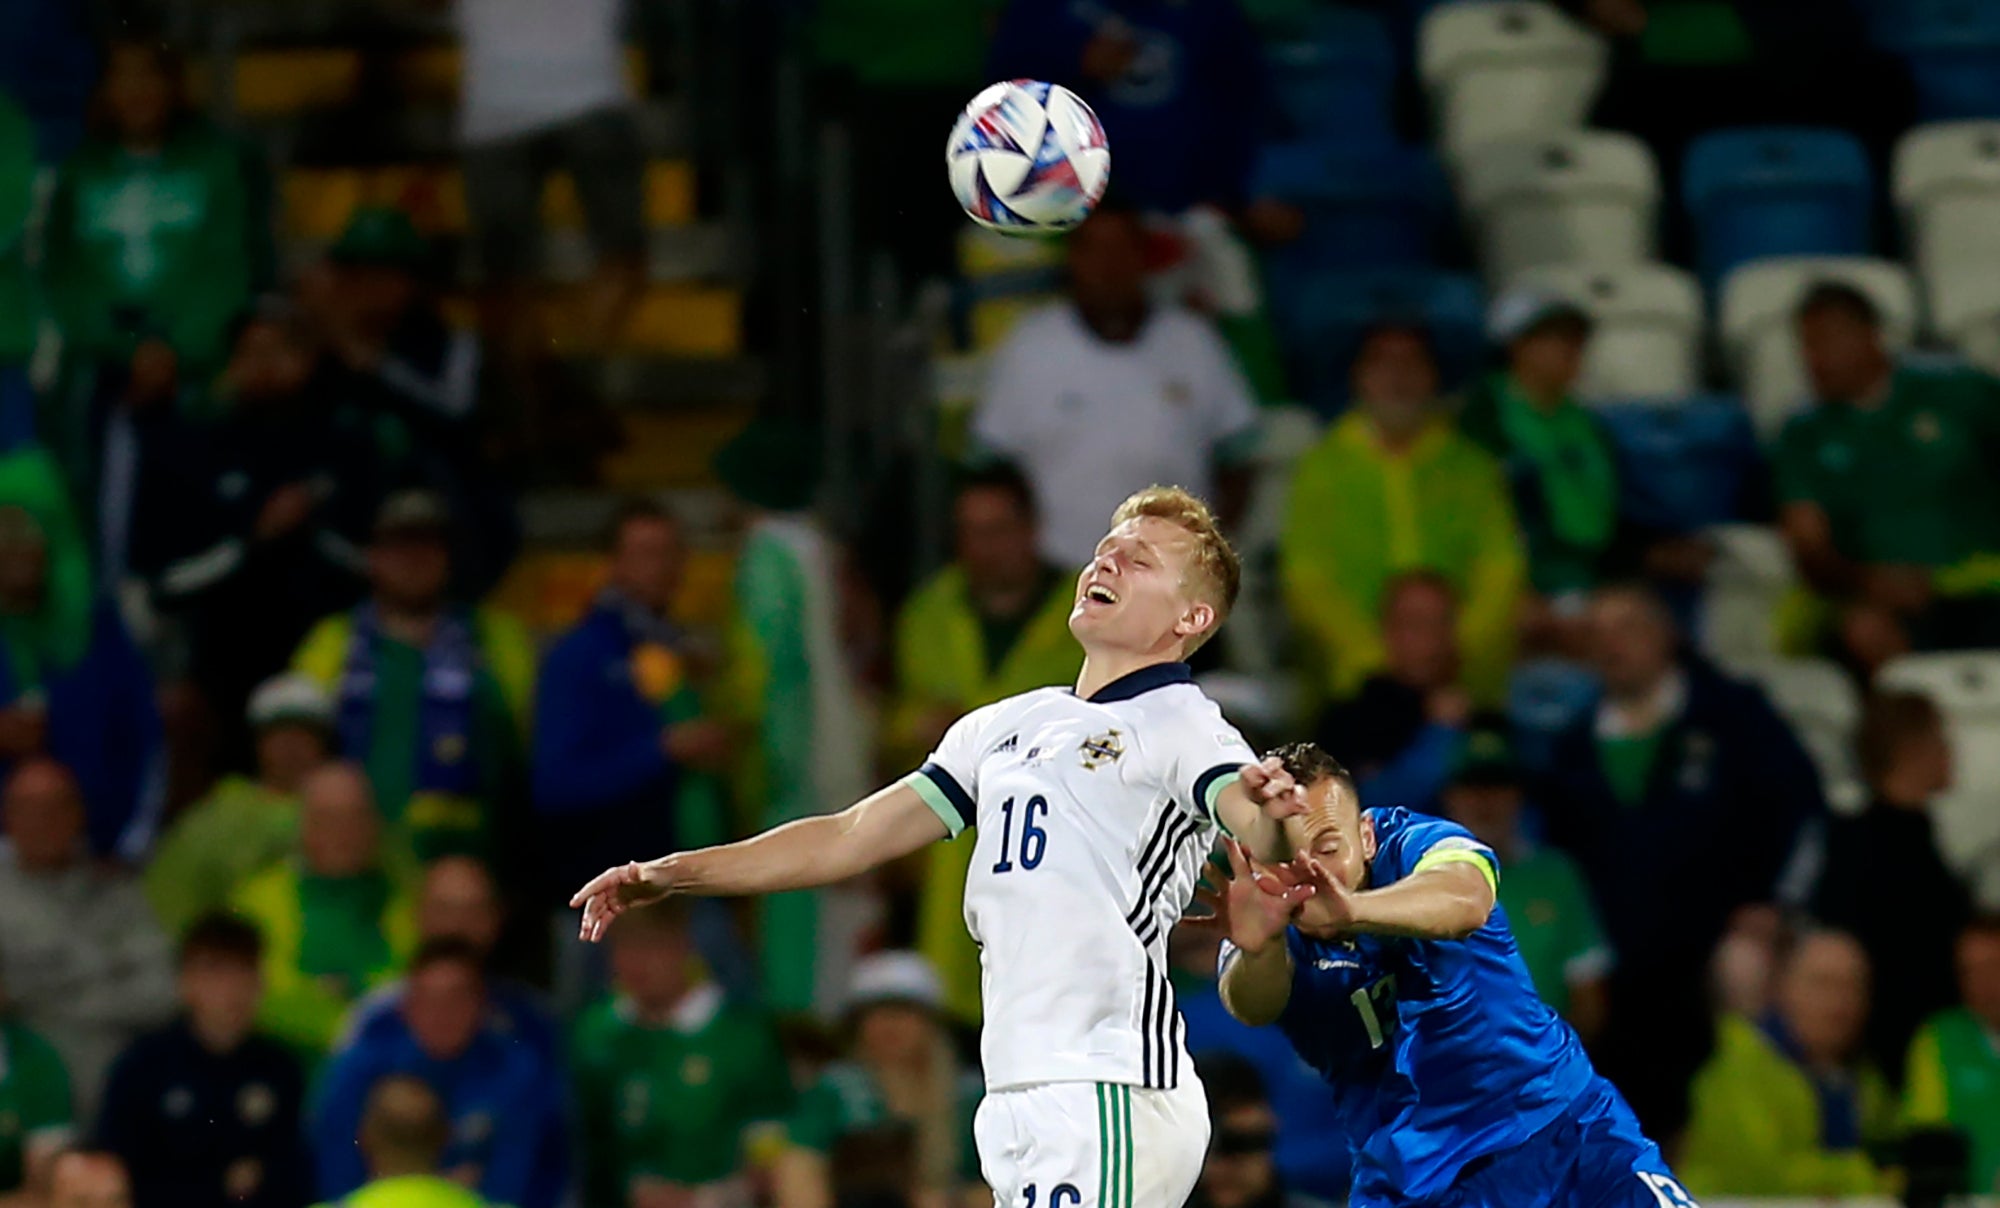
[1212,759,1307,863]
[1190,839,1311,1027]
[1296,856,1495,941]
[572,783,949,941]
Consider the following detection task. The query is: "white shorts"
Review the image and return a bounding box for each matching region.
[974,1079,1210,1208]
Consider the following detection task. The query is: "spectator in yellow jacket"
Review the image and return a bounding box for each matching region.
[1681,928,1898,1199]
[1280,324,1524,706]
[229,762,417,1060]
[1904,916,2000,1195]
[900,465,1082,1023]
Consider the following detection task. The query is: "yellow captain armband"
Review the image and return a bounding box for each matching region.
[1411,836,1499,898]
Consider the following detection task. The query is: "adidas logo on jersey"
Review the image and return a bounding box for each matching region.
[997,733,1019,753]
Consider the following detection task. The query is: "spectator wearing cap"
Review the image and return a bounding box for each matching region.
[144,674,335,936]
[314,940,569,1208]
[228,762,418,1060]
[970,206,1261,572]
[1187,1055,1333,1208]
[0,969,73,1201]
[0,445,162,860]
[776,953,983,1208]
[129,300,386,753]
[571,902,791,1208]
[1776,282,2000,671]
[898,466,1080,1024]
[1313,570,1475,813]
[1438,718,1611,1041]
[1813,690,1972,1079]
[534,499,733,901]
[0,758,176,1122]
[1534,582,1824,1139]
[1904,915,2000,1196]
[713,418,879,1015]
[96,914,311,1208]
[292,490,534,866]
[1681,928,1896,1199]
[341,855,560,1064]
[42,38,254,382]
[1459,290,1619,628]
[1282,324,1524,705]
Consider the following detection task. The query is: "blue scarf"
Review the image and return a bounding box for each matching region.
[1760,1011,1863,1151]
[337,603,480,797]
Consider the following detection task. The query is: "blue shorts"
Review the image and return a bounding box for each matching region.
[1434,1078,1699,1208]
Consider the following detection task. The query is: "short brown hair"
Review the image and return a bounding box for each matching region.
[1857,689,1944,787]
[1110,485,1241,653]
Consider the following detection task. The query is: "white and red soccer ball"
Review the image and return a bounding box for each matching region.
[947,80,1112,234]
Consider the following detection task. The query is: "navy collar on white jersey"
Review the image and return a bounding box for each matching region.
[1084,661,1195,703]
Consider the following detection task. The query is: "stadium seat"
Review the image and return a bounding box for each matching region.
[1875,0,2000,121]
[1894,121,2000,285]
[1717,255,1918,437]
[1595,396,1758,535]
[1458,132,1659,284]
[1727,657,1867,814]
[1418,1,1607,160]
[1282,270,1485,416]
[1505,263,1702,399]
[1878,651,2000,899]
[1507,658,1599,777]
[1252,144,1451,318]
[1682,128,1874,291]
[1699,524,1797,668]
[1265,5,1399,147]
[283,162,696,242]
[1928,266,2000,375]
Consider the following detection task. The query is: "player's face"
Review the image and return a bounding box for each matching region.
[1283,777,1375,897]
[1070,517,1215,658]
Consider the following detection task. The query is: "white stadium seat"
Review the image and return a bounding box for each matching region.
[1727,657,1866,814]
[1420,1,1607,161]
[1926,265,2000,376]
[1700,523,1797,668]
[1718,256,1918,439]
[1459,132,1659,284]
[1878,651,2000,907]
[1893,121,2000,295]
[1508,262,1703,399]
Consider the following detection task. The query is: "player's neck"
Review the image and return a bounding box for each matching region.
[1075,647,1185,700]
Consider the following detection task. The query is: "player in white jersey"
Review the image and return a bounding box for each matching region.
[571,486,1308,1208]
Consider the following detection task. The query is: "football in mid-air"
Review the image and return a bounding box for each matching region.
[946,80,1111,234]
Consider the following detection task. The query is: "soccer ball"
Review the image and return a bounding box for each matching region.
[946,80,1111,234]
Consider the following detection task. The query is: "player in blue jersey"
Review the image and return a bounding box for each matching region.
[1194,742,1699,1208]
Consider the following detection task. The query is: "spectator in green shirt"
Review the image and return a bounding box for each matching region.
[146,673,335,936]
[1459,290,1619,644]
[776,953,983,1208]
[314,1075,493,1208]
[292,491,534,867]
[571,901,793,1208]
[1438,719,1611,1043]
[229,762,418,1061]
[1775,282,2000,674]
[0,976,72,1199]
[1904,915,2000,1196]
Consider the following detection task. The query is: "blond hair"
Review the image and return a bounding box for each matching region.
[1110,485,1241,653]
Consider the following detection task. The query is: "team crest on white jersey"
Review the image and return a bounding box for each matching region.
[1079,729,1125,769]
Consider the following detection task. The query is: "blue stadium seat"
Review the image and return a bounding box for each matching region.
[1682,127,1874,290]
[1594,396,1762,535]
[1507,658,1599,778]
[1265,5,1398,146]
[1252,144,1450,320]
[1282,270,1484,417]
[1876,0,2000,121]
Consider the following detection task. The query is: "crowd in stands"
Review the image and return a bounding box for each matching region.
[1,0,2000,1206]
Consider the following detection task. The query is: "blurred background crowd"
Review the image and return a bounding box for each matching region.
[4,0,2000,1205]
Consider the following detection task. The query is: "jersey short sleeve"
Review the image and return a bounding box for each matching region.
[1374,810,1502,898]
[1157,697,1259,830]
[901,703,999,839]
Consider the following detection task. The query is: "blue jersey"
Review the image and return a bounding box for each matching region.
[1227,808,1600,1207]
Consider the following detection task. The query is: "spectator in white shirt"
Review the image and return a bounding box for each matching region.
[970,205,1261,569]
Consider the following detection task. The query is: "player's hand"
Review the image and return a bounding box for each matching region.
[1237,757,1307,821]
[1288,853,1359,935]
[1189,837,1314,956]
[571,858,677,942]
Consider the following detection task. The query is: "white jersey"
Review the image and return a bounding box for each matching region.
[903,663,1257,1093]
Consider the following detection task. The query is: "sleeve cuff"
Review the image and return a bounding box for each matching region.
[905,762,975,838]
[1192,763,1241,824]
[1412,842,1500,897]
